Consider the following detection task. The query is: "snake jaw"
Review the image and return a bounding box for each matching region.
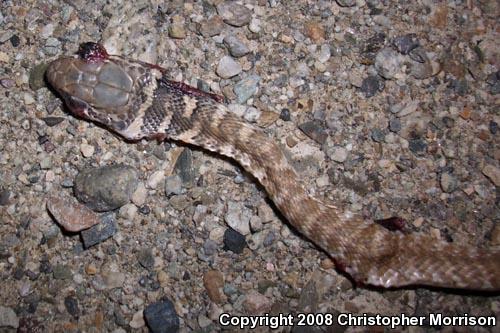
[58,91,90,119]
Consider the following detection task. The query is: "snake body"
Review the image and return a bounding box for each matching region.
[46,43,500,290]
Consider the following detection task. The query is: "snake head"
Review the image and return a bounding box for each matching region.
[46,43,162,140]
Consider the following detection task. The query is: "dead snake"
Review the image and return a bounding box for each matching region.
[46,42,500,290]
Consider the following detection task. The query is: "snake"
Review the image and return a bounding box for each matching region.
[45,42,500,291]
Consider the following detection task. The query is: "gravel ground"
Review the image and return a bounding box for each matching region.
[1,0,499,332]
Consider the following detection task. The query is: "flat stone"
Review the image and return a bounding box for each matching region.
[336,0,356,6]
[298,121,328,144]
[216,1,252,27]
[53,264,72,280]
[174,148,195,186]
[223,35,250,58]
[101,262,125,289]
[440,172,457,193]
[81,213,117,249]
[375,47,404,79]
[223,228,246,254]
[224,201,251,235]
[165,175,183,196]
[482,165,500,186]
[144,298,180,333]
[360,75,383,97]
[203,270,226,304]
[137,248,155,270]
[327,146,348,163]
[233,75,260,104]
[243,290,271,314]
[74,165,138,212]
[198,16,224,37]
[47,196,101,232]
[0,306,18,329]
[29,62,49,91]
[392,34,419,55]
[168,24,186,39]
[216,56,242,79]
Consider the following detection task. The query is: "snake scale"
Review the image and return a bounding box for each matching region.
[46,42,500,290]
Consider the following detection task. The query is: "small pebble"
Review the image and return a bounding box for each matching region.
[137,248,155,270]
[147,170,165,189]
[74,165,138,212]
[398,100,419,117]
[243,291,271,314]
[10,35,20,47]
[234,75,260,104]
[53,264,72,280]
[29,63,49,91]
[203,270,226,304]
[131,183,147,206]
[280,108,291,121]
[298,121,328,144]
[223,35,250,58]
[489,121,498,134]
[392,34,419,55]
[216,1,252,27]
[360,75,383,97]
[64,296,80,318]
[371,128,385,142]
[81,213,117,249]
[336,0,356,7]
[0,306,19,329]
[440,172,457,193]
[46,196,101,232]
[23,93,35,105]
[168,24,186,39]
[42,116,65,127]
[243,107,261,123]
[130,310,145,329]
[216,56,242,79]
[198,16,225,37]
[304,22,325,42]
[223,228,246,254]
[0,189,11,206]
[165,175,183,196]
[249,18,261,33]
[224,201,251,235]
[327,146,348,163]
[389,118,401,132]
[482,165,500,186]
[408,138,427,156]
[101,263,125,289]
[144,298,180,333]
[375,47,404,79]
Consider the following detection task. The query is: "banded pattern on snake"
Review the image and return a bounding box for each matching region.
[46,42,500,290]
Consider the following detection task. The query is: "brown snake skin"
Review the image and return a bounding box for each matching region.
[46,43,500,290]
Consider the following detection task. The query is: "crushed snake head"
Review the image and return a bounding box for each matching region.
[46,42,500,291]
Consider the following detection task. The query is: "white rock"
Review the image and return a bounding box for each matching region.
[224,201,251,235]
[129,309,145,329]
[147,170,164,189]
[0,306,19,328]
[249,18,261,33]
[80,143,95,157]
[328,146,348,163]
[216,56,242,79]
[131,182,147,206]
[482,165,500,186]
